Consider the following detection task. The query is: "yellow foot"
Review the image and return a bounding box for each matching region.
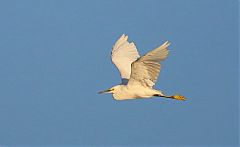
[171,95,186,101]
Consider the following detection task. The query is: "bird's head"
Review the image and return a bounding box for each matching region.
[98,85,121,94]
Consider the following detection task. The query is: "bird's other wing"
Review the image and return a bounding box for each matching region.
[111,34,140,84]
[127,41,170,87]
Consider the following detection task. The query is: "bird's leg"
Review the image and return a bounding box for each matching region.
[154,94,186,101]
[168,95,186,101]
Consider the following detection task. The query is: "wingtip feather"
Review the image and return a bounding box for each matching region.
[162,41,170,48]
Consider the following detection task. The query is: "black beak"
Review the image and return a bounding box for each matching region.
[98,89,111,94]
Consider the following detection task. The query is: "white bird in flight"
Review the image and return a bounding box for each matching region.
[99,34,186,101]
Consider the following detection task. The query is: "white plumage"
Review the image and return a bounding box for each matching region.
[111,35,140,83]
[99,34,186,101]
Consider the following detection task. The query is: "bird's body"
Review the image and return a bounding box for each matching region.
[99,34,186,101]
[110,85,163,100]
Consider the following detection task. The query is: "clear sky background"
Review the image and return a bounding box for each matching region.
[0,0,238,146]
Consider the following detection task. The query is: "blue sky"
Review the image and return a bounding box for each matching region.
[0,0,238,146]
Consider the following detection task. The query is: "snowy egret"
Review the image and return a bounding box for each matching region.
[99,34,186,101]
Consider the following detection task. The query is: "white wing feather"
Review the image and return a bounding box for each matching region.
[127,41,170,87]
[111,34,140,84]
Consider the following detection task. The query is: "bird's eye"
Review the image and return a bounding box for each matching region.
[111,88,114,91]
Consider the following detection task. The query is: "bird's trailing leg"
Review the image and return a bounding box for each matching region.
[153,94,186,101]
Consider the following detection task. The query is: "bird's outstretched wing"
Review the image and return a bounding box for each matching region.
[111,34,140,84]
[127,41,170,87]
